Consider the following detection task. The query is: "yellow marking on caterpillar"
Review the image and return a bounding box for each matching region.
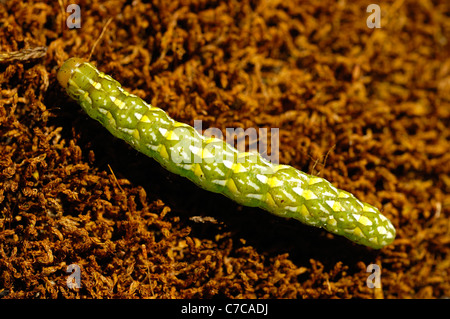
[267,176,283,188]
[83,91,92,104]
[193,164,204,178]
[203,137,215,144]
[302,190,318,200]
[265,192,276,207]
[338,191,350,198]
[326,200,343,211]
[140,115,150,123]
[327,217,337,226]
[226,178,239,194]
[308,177,322,185]
[173,122,190,128]
[358,215,372,226]
[165,130,179,141]
[132,129,140,140]
[353,227,363,238]
[232,163,247,173]
[363,204,377,213]
[118,86,130,96]
[105,111,116,125]
[159,145,169,160]
[114,98,126,109]
[89,79,102,90]
[332,201,343,212]
[237,151,251,159]
[300,204,310,218]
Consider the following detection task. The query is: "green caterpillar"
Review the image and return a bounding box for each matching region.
[57,58,396,249]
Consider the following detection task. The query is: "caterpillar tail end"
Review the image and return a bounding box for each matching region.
[57,57,84,88]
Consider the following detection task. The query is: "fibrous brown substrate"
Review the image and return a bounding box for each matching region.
[0,0,449,298]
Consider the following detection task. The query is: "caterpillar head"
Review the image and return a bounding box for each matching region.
[57,57,84,89]
[57,58,104,119]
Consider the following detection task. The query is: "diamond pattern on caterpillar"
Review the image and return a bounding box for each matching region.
[57,58,396,249]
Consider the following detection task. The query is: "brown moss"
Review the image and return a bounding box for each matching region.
[0,0,449,298]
